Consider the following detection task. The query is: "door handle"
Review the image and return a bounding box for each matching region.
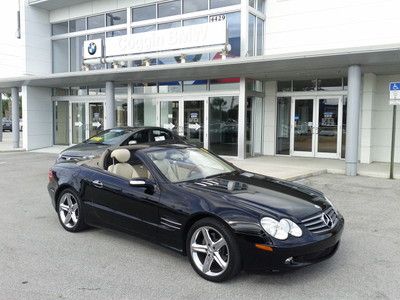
[92,180,103,188]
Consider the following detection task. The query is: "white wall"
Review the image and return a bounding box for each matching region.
[22,86,53,150]
[0,0,25,78]
[0,1,50,78]
[265,0,400,55]
[370,75,400,163]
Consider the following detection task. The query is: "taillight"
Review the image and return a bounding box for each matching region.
[48,169,54,182]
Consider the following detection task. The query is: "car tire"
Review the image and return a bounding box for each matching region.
[57,188,87,233]
[186,217,242,282]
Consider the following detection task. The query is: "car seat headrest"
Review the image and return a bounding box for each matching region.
[151,151,167,161]
[111,149,130,163]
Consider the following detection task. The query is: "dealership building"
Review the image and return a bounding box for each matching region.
[0,0,399,176]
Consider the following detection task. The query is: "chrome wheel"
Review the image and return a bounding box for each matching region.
[190,226,229,277]
[58,192,79,229]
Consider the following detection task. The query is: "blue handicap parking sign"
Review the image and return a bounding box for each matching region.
[390,82,400,91]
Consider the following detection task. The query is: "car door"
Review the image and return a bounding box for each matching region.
[80,161,159,238]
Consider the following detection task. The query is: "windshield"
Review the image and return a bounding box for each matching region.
[86,129,132,145]
[146,148,236,183]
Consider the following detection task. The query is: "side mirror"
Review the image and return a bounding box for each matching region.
[128,140,138,145]
[129,179,155,194]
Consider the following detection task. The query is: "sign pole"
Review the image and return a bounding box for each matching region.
[389,105,397,179]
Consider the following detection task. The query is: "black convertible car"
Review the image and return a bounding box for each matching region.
[48,144,344,282]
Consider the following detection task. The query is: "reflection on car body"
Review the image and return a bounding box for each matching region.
[48,144,344,282]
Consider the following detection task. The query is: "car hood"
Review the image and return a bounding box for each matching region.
[183,171,329,221]
[60,143,111,158]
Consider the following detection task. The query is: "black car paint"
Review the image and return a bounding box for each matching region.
[57,127,188,162]
[48,145,344,271]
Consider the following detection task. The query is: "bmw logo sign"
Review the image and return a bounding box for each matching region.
[88,42,97,55]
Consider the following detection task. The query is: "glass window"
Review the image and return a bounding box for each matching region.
[158,0,181,18]
[115,85,128,95]
[106,10,127,26]
[257,0,266,13]
[132,99,157,127]
[88,14,105,30]
[210,0,240,9]
[133,83,157,94]
[159,81,182,93]
[149,129,173,142]
[52,88,69,96]
[52,39,69,73]
[210,78,240,91]
[87,128,133,145]
[257,18,264,56]
[70,86,88,96]
[52,22,68,35]
[276,97,291,155]
[183,0,208,13]
[249,0,255,8]
[226,12,241,58]
[158,21,181,30]
[132,5,156,22]
[133,25,156,34]
[317,78,343,91]
[209,96,239,156]
[70,36,86,72]
[88,85,106,96]
[183,80,207,92]
[183,18,209,63]
[293,80,317,92]
[106,29,127,38]
[248,14,256,57]
[53,101,69,145]
[277,81,292,92]
[69,18,86,32]
[147,148,235,183]
[116,99,128,127]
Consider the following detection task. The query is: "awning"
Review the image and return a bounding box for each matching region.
[1,44,400,89]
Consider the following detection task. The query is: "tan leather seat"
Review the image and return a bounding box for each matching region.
[108,149,134,179]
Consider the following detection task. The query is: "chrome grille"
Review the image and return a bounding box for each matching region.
[301,207,338,234]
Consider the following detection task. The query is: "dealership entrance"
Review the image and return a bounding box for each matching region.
[159,98,207,148]
[54,100,104,145]
[291,96,344,159]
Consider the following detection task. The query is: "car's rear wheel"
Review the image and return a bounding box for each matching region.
[187,218,241,282]
[57,189,87,232]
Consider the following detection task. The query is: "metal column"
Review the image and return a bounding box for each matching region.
[105,81,115,130]
[345,65,362,176]
[11,87,19,149]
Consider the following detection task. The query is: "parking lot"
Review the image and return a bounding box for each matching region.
[0,151,399,300]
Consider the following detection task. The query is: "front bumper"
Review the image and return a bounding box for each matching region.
[237,216,344,271]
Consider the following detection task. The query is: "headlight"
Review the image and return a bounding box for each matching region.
[325,196,339,214]
[260,217,303,240]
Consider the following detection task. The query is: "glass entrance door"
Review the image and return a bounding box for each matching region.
[290,97,342,158]
[184,100,204,147]
[316,97,342,158]
[292,98,315,156]
[71,102,104,144]
[72,103,86,144]
[160,100,180,135]
[89,103,104,138]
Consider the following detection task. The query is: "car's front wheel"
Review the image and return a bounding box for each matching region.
[57,189,87,232]
[187,218,241,282]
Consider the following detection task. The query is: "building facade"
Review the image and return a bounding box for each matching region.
[0,0,399,176]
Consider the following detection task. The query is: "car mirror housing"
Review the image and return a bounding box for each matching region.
[128,140,138,145]
[129,179,155,194]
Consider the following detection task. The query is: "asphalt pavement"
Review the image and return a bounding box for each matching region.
[0,152,399,299]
